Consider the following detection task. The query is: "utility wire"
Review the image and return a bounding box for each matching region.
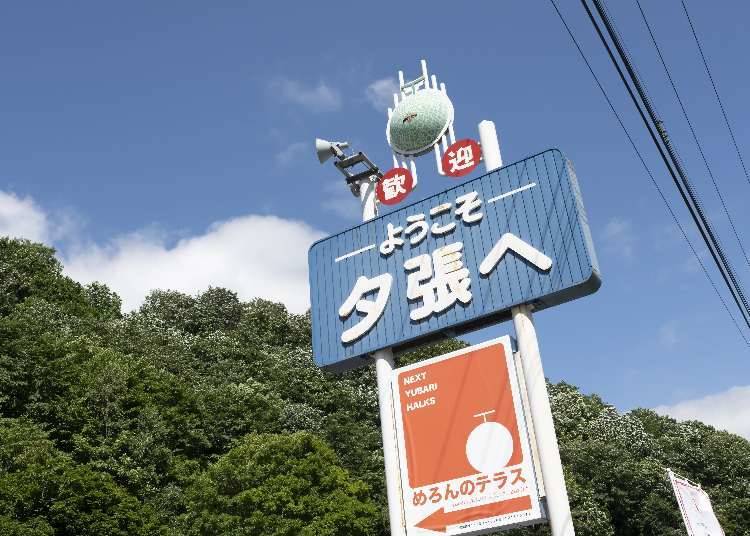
[635,0,750,270]
[682,0,750,188]
[582,0,750,330]
[546,0,749,345]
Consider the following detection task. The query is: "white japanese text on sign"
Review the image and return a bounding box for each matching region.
[338,188,551,344]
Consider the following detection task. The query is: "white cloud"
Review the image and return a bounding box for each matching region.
[270,78,341,112]
[1,188,326,314]
[0,191,49,242]
[365,77,398,111]
[654,386,750,439]
[275,141,308,167]
[63,215,324,314]
[602,217,635,259]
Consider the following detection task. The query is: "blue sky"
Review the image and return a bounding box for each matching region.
[1,1,749,436]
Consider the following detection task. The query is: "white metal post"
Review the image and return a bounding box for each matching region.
[512,305,574,535]
[360,180,405,536]
[479,121,575,536]
[360,179,378,223]
[478,120,502,170]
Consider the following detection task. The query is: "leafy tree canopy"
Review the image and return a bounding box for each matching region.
[0,238,747,535]
[180,432,379,535]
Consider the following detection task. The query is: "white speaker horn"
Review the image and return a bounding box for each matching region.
[316,138,349,163]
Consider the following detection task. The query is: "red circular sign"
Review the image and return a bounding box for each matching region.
[441,138,482,178]
[376,167,415,205]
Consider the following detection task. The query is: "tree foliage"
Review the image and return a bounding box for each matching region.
[0,238,747,535]
[180,432,379,535]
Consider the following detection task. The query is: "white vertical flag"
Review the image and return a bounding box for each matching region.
[668,470,725,536]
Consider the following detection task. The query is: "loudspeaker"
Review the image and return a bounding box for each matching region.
[316,138,349,163]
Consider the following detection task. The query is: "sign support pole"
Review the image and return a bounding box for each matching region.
[479,121,575,536]
[512,305,574,535]
[360,179,406,536]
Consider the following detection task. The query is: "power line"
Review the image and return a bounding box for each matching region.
[634,0,750,270]
[546,0,749,345]
[682,0,750,188]
[581,0,750,331]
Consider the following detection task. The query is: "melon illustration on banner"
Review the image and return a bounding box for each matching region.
[466,410,514,475]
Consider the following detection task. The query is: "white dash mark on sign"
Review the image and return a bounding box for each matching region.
[335,244,376,263]
[487,182,537,204]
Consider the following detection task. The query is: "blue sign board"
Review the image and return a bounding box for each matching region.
[309,149,600,371]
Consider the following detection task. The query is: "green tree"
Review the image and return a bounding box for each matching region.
[1,238,749,535]
[180,432,380,535]
[0,238,95,318]
[0,418,160,536]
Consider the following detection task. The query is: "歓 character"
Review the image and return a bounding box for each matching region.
[381,172,408,201]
